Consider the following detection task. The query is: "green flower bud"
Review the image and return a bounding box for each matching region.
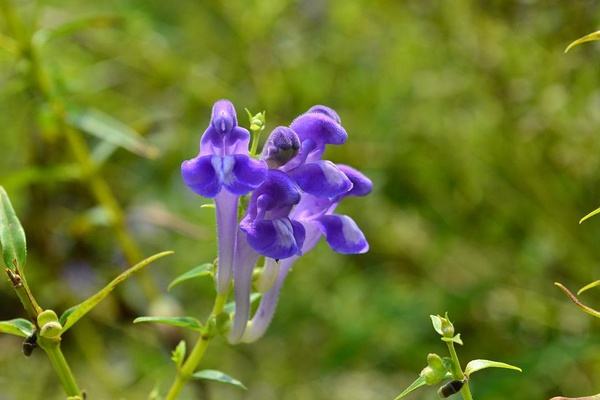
[37,309,59,327]
[40,321,62,339]
[420,353,447,385]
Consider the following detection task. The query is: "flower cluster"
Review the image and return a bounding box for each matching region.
[182,100,372,343]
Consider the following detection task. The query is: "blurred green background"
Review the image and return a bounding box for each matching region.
[1,0,599,399]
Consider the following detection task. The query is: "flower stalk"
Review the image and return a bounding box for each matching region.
[37,336,83,399]
[164,292,228,400]
[445,340,473,400]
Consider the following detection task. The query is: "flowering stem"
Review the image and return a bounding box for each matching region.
[165,292,228,400]
[446,341,474,400]
[38,337,83,398]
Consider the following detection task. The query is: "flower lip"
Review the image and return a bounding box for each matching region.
[337,164,373,198]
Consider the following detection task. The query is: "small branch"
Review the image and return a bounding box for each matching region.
[554,282,600,319]
[6,267,42,321]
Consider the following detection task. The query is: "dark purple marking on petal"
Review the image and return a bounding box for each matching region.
[288,160,353,199]
[181,155,222,197]
[316,214,368,254]
[262,126,301,168]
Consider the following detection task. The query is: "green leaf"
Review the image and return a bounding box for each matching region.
[578,280,600,295]
[224,292,262,314]
[133,316,203,331]
[0,318,34,337]
[579,206,600,224]
[430,315,443,336]
[464,359,522,377]
[192,369,247,390]
[441,333,463,345]
[33,15,123,45]
[393,375,427,400]
[0,186,27,270]
[60,251,173,332]
[565,31,600,53]
[67,108,159,159]
[168,263,213,291]
[171,340,186,368]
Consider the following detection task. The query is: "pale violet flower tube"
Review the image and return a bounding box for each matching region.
[181,100,267,294]
[227,106,372,343]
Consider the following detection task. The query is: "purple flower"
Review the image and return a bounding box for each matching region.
[228,106,372,343]
[181,100,267,293]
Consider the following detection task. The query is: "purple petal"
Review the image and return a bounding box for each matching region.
[181,155,222,198]
[241,256,297,343]
[316,214,368,254]
[244,217,305,259]
[290,112,347,147]
[337,164,373,197]
[288,160,353,198]
[222,155,267,195]
[307,105,341,124]
[215,191,238,293]
[211,99,237,134]
[229,232,260,344]
[253,170,301,211]
[225,126,251,154]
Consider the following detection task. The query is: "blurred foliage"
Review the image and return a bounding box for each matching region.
[1,0,600,399]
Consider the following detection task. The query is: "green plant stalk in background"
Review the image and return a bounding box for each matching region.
[164,292,228,400]
[0,0,159,301]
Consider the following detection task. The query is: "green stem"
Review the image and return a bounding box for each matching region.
[446,341,473,400]
[249,129,261,156]
[165,293,228,400]
[38,337,83,398]
[5,267,42,321]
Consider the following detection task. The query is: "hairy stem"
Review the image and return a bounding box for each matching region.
[165,293,228,400]
[446,341,473,400]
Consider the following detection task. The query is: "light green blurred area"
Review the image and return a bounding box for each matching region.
[0,0,599,399]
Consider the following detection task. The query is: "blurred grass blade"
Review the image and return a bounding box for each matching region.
[168,263,213,291]
[34,15,123,45]
[579,206,600,224]
[565,31,600,53]
[192,370,247,390]
[60,251,173,332]
[555,282,600,319]
[1,164,81,189]
[578,280,600,295]
[464,359,522,378]
[171,340,186,368]
[0,318,34,337]
[67,108,159,159]
[393,375,427,400]
[134,316,203,331]
[0,186,27,270]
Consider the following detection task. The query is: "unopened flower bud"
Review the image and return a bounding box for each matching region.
[40,321,62,339]
[37,309,58,327]
[420,353,447,385]
[262,126,301,168]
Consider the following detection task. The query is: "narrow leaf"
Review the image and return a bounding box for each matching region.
[224,293,261,314]
[0,318,34,337]
[192,369,247,390]
[34,15,123,45]
[0,186,27,270]
[441,333,463,345]
[464,359,522,377]
[61,251,173,332]
[555,282,600,319]
[565,31,600,53]
[168,263,213,291]
[171,340,186,368]
[579,206,600,224]
[393,375,427,400]
[578,280,600,295]
[133,316,203,331]
[67,108,159,159]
